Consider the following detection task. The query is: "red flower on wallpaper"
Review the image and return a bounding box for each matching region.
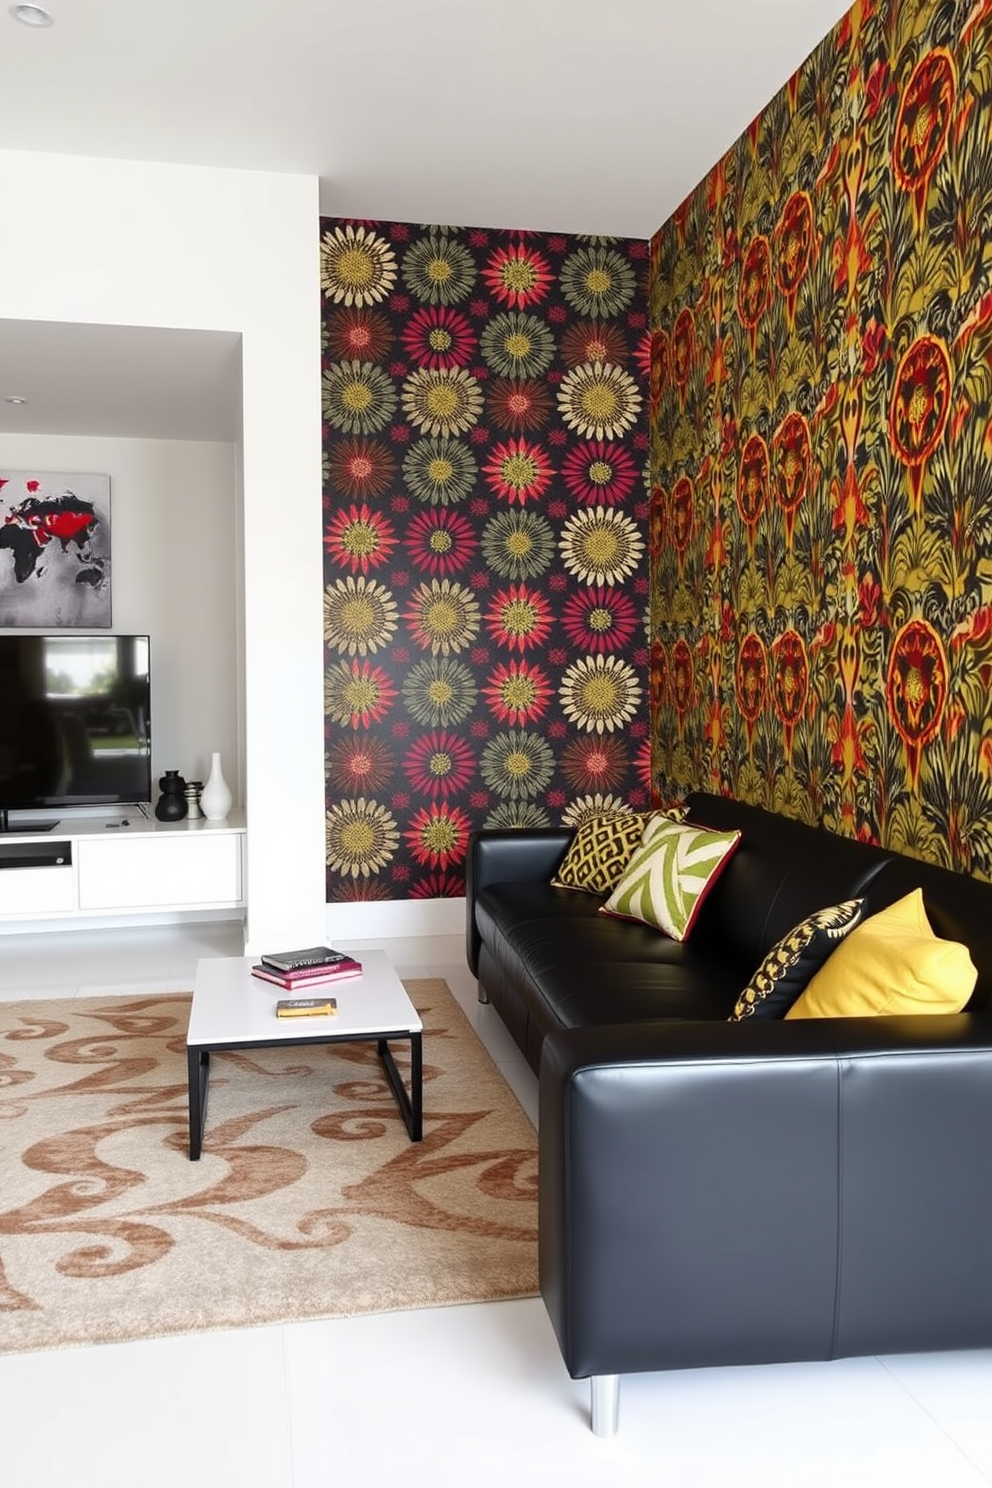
[737,433,770,534]
[888,334,952,510]
[893,48,956,231]
[403,508,477,576]
[481,658,553,725]
[485,378,552,432]
[771,629,809,756]
[324,658,398,729]
[632,328,652,385]
[560,585,640,655]
[484,582,555,652]
[773,190,813,326]
[402,730,476,798]
[404,803,472,868]
[886,618,948,788]
[735,633,768,737]
[481,244,554,309]
[399,305,478,369]
[326,735,395,793]
[560,733,626,792]
[671,308,695,391]
[670,476,694,563]
[560,439,639,507]
[771,411,811,546]
[327,438,397,499]
[482,437,555,505]
[560,320,629,368]
[409,871,466,899]
[325,307,394,362]
[324,502,398,573]
[737,234,771,347]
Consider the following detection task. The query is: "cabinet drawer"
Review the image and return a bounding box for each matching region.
[77,834,243,910]
[0,866,75,915]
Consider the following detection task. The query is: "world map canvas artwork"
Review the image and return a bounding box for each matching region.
[0,471,111,627]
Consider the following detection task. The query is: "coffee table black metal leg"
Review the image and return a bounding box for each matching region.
[378,1034,423,1141]
[187,1045,210,1160]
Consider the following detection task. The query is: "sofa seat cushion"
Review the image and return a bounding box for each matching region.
[476,882,747,1031]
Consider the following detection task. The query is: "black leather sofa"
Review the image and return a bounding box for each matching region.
[465,791,992,1434]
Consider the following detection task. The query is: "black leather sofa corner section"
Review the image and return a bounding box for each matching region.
[464,791,992,1434]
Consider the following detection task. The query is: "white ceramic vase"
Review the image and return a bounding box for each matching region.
[200,751,232,821]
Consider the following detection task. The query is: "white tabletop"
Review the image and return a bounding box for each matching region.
[186,948,422,1046]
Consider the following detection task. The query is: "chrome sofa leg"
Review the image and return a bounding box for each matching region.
[590,1374,620,1436]
[477,984,489,1003]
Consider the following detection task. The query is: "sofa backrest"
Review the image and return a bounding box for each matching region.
[685,791,992,1013]
[685,792,892,972]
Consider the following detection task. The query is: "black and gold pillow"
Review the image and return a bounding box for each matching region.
[729,899,864,1021]
[551,812,650,895]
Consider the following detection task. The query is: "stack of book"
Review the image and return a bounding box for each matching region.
[251,945,363,990]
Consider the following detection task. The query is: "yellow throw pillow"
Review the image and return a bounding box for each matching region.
[785,888,977,1019]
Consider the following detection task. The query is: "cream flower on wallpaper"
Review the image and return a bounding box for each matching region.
[401,367,484,437]
[320,225,398,307]
[481,729,556,801]
[480,312,556,379]
[325,798,400,878]
[483,801,551,830]
[480,510,555,579]
[561,792,631,827]
[558,655,643,734]
[558,507,645,586]
[323,576,398,656]
[402,658,478,727]
[556,361,643,441]
[559,245,636,317]
[402,436,478,506]
[404,579,481,656]
[402,234,477,305]
[322,360,398,435]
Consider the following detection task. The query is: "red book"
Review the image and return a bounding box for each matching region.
[251,959,362,990]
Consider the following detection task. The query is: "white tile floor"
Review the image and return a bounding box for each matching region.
[1,924,990,1487]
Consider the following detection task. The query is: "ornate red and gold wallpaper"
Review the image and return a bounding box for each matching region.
[650,0,992,876]
[320,222,651,901]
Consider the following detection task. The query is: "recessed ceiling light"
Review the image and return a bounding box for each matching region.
[4,395,29,405]
[9,4,54,25]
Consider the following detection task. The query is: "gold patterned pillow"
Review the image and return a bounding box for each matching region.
[729,899,864,1021]
[552,812,652,896]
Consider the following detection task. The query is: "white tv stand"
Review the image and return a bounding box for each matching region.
[0,810,246,933]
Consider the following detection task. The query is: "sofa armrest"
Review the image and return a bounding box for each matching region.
[465,828,573,976]
[539,1013,992,1381]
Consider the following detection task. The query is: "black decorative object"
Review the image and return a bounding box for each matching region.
[155,769,188,821]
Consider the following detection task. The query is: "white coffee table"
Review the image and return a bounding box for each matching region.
[185,948,423,1159]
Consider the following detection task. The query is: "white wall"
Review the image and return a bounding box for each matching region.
[0,150,325,953]
[0,432,239,793]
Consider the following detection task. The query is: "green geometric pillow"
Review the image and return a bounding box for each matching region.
[728,899,864,1021]
[551,811,651,895]
[600,814,741,941]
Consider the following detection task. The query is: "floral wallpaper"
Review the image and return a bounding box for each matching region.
[320,221,651,901]
[650,0,992,878]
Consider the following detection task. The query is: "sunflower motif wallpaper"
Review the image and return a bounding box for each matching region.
[320,220,650,900]
[650,0,992,878]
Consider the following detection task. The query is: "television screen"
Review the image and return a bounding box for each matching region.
[0,634,151,814]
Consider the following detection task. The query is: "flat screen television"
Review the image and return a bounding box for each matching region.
[0,634,151,831]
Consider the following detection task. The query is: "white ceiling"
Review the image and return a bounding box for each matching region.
[0,0,853,442]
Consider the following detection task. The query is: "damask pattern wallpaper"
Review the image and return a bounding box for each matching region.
[320,221,650,901]
[650,0,992,877]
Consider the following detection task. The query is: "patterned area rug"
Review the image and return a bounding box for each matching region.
[0,979,537,1354]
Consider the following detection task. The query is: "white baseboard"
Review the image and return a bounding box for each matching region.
[325,896,466,941]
